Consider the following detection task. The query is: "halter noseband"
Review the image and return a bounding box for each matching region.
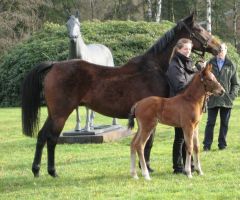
[180,21,212,58]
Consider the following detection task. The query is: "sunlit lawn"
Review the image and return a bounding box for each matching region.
[0,99,240,199]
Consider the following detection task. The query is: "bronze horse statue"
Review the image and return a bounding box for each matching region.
[21,13,221,177]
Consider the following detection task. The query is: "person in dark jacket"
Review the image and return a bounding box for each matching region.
[166,38,201,174]
[203,43,239,151]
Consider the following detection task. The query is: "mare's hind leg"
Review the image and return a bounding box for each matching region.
[46,116,67,177]
[32,117,51,177]
[193,127,203,175]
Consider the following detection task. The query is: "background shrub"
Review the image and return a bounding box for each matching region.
[0,20,239,106]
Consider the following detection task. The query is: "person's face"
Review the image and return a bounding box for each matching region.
[177,43,192,58]
[217,44,227,59]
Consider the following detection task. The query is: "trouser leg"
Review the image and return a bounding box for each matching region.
[172,127,185,172]
[218,107,231,148]
[203,107,218,149]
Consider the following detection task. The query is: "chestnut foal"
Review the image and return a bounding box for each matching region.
[128,64,225,180]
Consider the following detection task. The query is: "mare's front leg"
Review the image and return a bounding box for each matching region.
[193,127,203,175]
[183,127,194,178]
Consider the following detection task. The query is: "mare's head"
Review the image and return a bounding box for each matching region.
[200,64,225,96]
[179,13,221,56]
[66,14,81,42]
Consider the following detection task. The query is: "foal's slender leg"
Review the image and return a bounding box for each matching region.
[183,128,194,178]
[137,129,154,181]
[193,127,203,175]
[135,121,156,180]
[130,132,139,179]
[32,117,50,177]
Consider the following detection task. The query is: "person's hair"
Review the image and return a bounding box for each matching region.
[220,43,227,51]
[169,38,193,63]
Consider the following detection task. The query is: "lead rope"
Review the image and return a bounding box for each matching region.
[202,94,209,113]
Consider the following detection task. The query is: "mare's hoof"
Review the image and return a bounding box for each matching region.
[48,169,58,177]
[32,166,40,178]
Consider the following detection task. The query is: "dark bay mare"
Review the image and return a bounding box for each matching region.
[21,13,221,178]
[128,64,225,180]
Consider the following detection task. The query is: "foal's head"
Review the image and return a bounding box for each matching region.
[200,64,225,96]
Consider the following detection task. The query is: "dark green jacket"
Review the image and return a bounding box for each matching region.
[207,56,240,108]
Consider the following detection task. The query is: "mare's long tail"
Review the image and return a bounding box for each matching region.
[21,61,55,137]
[128,104,137,130]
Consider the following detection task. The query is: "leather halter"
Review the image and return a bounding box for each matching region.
[180,21,212,58]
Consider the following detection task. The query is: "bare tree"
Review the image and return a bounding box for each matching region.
[146,0,153,21]
[155,0,162,22]
[206,0,211,33]
[233,0,240,47]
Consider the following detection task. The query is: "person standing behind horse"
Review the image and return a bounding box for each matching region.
[203,43,240,151]
[166,38,202,174]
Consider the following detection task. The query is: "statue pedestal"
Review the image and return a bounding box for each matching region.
[58,125,131,144]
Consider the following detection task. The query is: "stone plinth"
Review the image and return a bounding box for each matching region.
[58,125,131,144]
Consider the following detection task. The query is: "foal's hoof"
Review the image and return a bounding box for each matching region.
[186,174,193,178]
[48,169,58,178]
[144,175,151,181]
[198,171,204,176]
[131,173,139,180]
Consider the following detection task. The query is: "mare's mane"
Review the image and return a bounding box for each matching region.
[145,21,185,56]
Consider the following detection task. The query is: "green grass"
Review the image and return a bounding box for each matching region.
[1,99,240,200]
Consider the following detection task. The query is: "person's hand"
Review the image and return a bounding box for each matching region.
[195,60,206,70]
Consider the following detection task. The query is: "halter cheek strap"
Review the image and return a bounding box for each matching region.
[180,21,212,58]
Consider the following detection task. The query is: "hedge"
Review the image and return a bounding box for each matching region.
[0,20,239,106]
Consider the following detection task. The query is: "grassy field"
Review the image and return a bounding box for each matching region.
[1,99,240,200]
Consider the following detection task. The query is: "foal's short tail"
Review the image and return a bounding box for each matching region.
[21,61,55,137]
[128,104,137,130]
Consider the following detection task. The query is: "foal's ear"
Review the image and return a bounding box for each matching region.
[202,63,212,75]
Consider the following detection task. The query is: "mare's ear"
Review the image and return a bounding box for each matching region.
[184,12,195,26]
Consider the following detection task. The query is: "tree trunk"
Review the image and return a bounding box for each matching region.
[233,0,238,47]
[146,0,152,21]
[206,0,211,33]
[155,0,162,22]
